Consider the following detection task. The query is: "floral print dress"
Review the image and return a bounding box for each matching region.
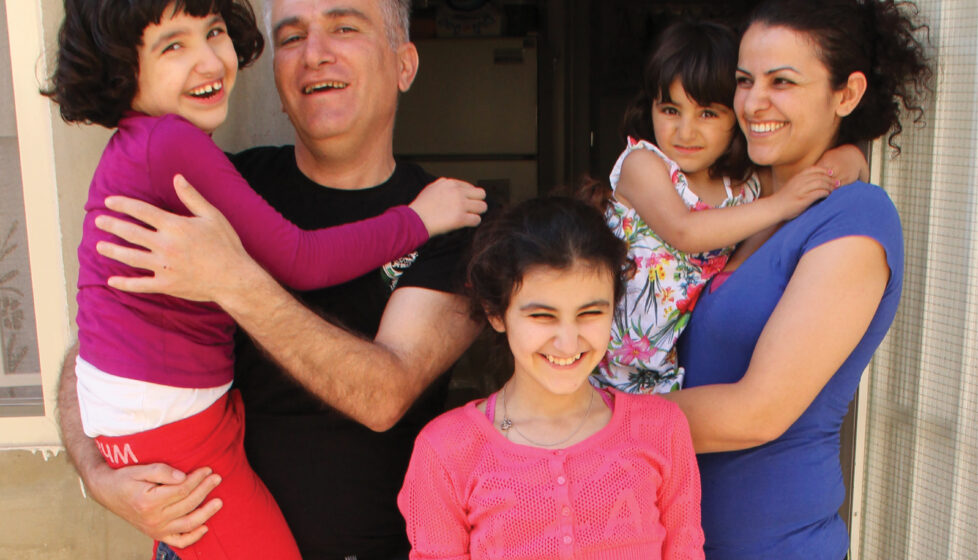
[593,138,760,394]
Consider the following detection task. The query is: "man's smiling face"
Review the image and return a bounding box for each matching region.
[269,0,414,149]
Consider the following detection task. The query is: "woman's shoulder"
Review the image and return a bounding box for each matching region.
[806,181,901,232]
[830,180,895,205]
[785,181,904,269]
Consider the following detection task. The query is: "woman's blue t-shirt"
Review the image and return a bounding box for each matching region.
[679,182,904,559]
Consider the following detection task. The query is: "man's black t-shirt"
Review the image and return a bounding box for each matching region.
[228,146,465,560]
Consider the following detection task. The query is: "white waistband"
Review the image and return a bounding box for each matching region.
[75,355,231,438]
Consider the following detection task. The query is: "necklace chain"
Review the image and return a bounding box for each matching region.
[499,385,595,448]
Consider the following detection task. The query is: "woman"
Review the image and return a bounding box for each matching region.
[662,0,932,558]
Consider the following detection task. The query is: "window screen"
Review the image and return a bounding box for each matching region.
[858,0,978,557]
[0,0,42,417]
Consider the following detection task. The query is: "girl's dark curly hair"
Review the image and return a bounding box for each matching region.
[43,0,264,129]
[466,196,632,325]
[621,20,752,183]
[747,0,933,153]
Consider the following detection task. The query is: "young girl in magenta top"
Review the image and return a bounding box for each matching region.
[590,20,867,394]
[44,0,485,558]
[398,197,704,559]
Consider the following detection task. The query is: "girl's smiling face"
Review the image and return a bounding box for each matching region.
[131,6,237,133]
[488,262,615,398]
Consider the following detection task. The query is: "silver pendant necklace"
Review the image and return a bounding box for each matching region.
[499,385,595,448]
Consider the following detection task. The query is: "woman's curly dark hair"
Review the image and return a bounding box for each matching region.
[621,20,752,183]
[42,0,264,129]
[748,0,933,154]
[465,196,632,325]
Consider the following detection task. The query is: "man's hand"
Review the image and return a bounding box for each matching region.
[57,345,222,548]
[95,174,251,302]
[87,463,223,548]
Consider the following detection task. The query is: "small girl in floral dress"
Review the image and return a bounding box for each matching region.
[592,21,867,394]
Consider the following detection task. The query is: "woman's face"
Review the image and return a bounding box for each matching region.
[734,24,846,180]
[488,262,614,398]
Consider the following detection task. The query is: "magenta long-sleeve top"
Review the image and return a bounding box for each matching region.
[76,113,428,388]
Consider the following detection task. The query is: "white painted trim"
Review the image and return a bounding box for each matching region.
[848,138,885,560]
[2,0,71,447]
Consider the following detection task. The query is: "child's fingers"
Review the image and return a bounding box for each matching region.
[802,166,833,178]
[460,213,483,227]
[466,199,488,215]
[465,184,487,200]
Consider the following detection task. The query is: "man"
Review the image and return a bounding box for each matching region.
[57,0,485,557]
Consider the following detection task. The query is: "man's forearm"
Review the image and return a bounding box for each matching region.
[216,259,479,431]
[57,345,109,485]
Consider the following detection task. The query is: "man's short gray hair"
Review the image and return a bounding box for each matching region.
[262,0,411,50]
[380,0,411,47]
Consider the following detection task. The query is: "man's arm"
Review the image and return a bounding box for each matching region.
[57,344,223,546]
[226,277,479,430]
[95,176,482,431]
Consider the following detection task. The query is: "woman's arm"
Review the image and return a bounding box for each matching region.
[616,150,833,254]
[145,117,484,291]
[662,235,889,452]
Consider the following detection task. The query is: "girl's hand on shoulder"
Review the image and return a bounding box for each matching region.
[410,178,487,237]
[772,167,838,220]
[816,143,870,185]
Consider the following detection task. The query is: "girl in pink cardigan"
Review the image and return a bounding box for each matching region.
[398,197,704,559]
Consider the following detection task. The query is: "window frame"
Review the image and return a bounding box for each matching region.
[0,0,72,448]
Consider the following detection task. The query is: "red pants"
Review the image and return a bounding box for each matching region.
[96,390,301,560]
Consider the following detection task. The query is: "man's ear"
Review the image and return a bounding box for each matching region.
[487,314,506,333]
[836,71,868,117]
[397,42,420,93]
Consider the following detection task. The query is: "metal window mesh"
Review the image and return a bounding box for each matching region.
[859,1,978,557]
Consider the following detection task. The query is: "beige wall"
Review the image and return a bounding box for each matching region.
[0,452,149,558]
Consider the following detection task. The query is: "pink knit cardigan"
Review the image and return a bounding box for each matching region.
[398,389,705,559]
